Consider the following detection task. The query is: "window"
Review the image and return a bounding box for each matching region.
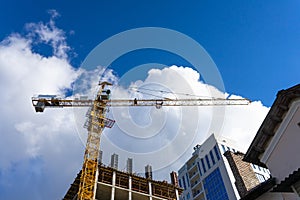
[186,192,190,199]
[221,144,226,153]
[197,162,202,176]
[204,168,229,200]
[201,158,206,173]
[179,179,182,188]
[186,174,190,187]
[255,173,266,183]
[182,175,186,189]
[214,145,221,160]
[205,155,211,169]
[210,150,216,165]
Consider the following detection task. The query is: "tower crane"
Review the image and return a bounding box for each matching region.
[32,82,250,200]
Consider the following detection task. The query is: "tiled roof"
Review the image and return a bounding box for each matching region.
[273,168,300,192]
[240,178,276,200]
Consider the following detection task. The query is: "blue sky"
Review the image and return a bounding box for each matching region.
[1,1,299,105]
[0,1,299,199]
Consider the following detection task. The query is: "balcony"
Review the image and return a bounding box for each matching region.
[193,187,204,199]
[187,161,197,171]
[193,192,205,200]
[189,171,200,182]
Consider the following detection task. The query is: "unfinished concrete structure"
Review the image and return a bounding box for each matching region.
[145,165,153,180]
[126,158,133,174]
[63,165,183,200]
[110,153,119,170]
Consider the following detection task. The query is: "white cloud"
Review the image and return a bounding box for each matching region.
[25,10,69,59]
[0,15,82,200]
[221,98,269,152]
[0,15,269,199]
[91,65,269,181]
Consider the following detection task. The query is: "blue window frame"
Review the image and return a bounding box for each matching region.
[179,179,182,188]
[197,161,202,176]
[204,168,229,200]
[210,150,216,165]
[201,158,206,173]
[258,166,261,171]
[205,155,211,169]
[214,145,221,160]
[182,175,186,189]
[186,192,190,199]
[221,144,226,152]
[186,174,190,187]
[255,173,266,182]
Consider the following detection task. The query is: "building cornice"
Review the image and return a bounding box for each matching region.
[261,100,300,163]
[243,84,300,166]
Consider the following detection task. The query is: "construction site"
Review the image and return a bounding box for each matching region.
[63,164,182,200]
[31,82,250,200]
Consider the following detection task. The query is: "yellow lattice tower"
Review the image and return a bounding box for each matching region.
[78,82,111,200]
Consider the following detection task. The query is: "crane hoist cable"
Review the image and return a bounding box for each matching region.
[129,86,221,99]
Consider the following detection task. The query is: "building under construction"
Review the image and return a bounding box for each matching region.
[63,164,183,200]
[32,82,249,200]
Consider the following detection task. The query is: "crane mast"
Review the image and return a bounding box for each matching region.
[76,82,112,200]
[32,82,250,200]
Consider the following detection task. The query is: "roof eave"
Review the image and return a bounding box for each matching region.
[243,84,300,166]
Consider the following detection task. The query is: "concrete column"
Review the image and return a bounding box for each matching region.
[175,188,179,200]
[111,171,116,200]
[93,167,99,199]
[128,176,132,200]
[148,181,152,200]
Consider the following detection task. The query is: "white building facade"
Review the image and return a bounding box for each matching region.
[243,84,300,199]
[178,134,270,200]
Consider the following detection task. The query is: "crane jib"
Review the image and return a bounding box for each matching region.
[32,82,251,199]
[32,97,250,112]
